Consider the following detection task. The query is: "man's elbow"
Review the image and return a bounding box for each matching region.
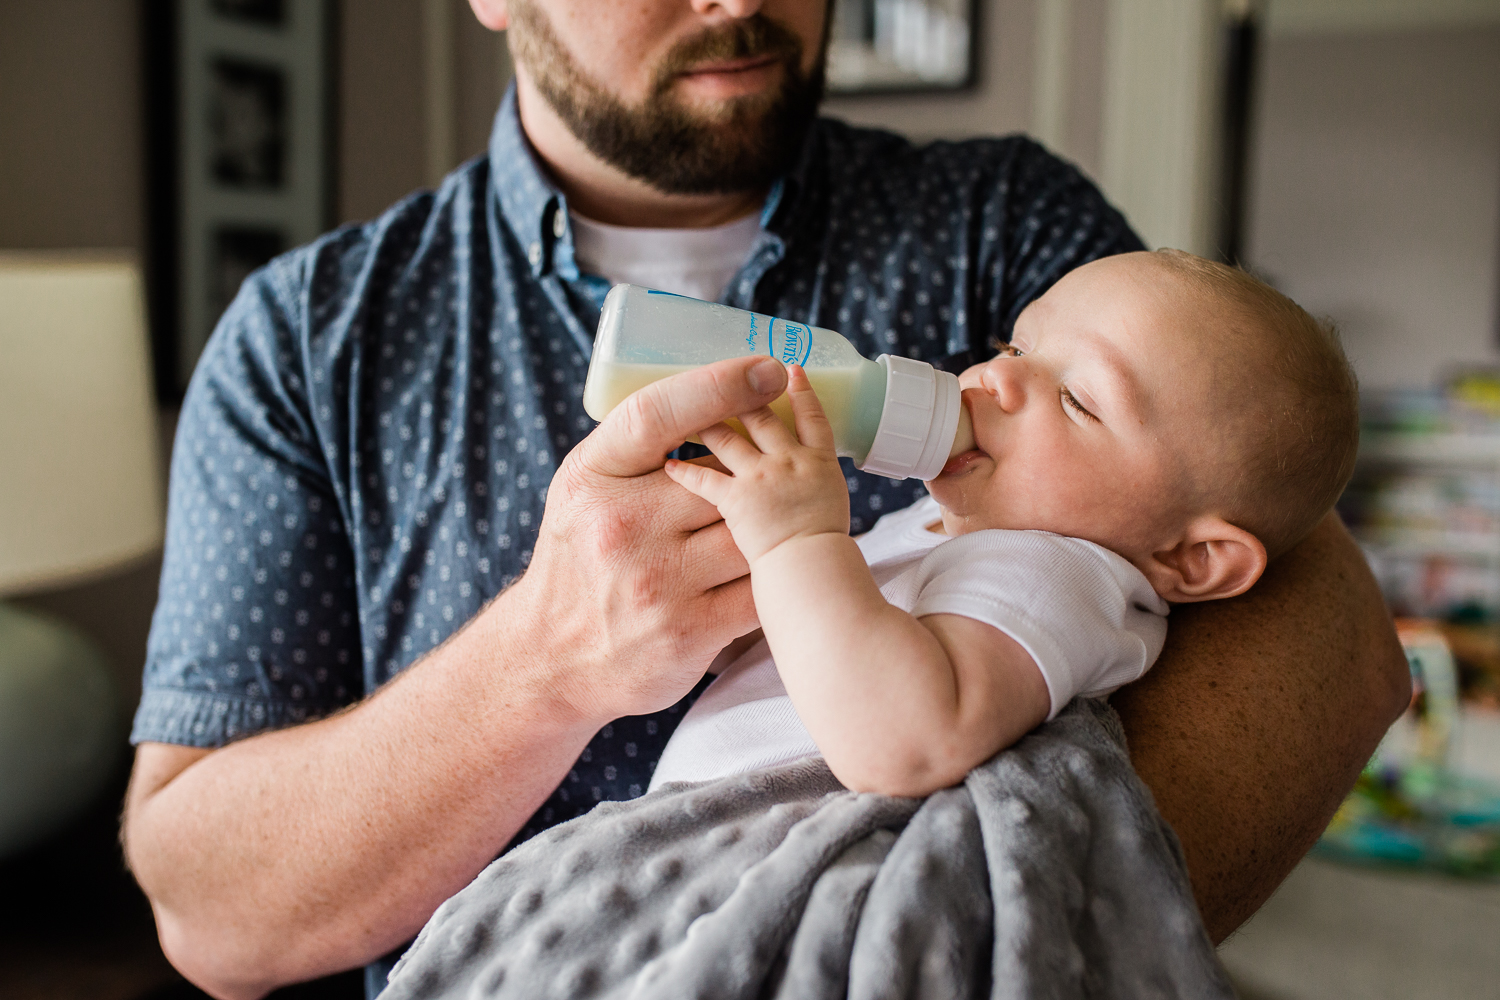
[153,905,280,1000]
[1373,622,1413,730]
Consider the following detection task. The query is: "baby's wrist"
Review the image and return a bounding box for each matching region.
[749,529,852,573]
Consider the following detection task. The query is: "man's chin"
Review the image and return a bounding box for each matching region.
[660,84,782,127]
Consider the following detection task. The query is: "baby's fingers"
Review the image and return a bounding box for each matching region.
[786,365,835,452]
[664,457,733,506]
[698,421,763,468]
[737,404,798,451]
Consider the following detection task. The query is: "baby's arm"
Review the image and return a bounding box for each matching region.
[665,366,1050,797]
[752,539,1051,795]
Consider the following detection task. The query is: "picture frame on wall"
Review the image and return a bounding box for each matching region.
[145,0,336,400]
[826,0,977,95]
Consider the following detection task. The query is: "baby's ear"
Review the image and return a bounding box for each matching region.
[1142,517,1267,603]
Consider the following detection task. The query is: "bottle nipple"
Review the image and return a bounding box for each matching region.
[948,406,975,459]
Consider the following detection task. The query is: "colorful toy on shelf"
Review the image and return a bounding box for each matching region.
[1319,619,1500,876]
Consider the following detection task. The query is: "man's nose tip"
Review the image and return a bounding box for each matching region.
[690,0,765,17]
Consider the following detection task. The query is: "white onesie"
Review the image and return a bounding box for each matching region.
[649,496,1170,790]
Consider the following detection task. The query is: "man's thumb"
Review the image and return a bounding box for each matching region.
[578,356,787,479]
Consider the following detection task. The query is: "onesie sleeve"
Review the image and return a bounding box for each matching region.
[903,530,1169,719]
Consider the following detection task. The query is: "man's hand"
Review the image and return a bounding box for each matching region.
[505,354,790,720]
[664,364,850,564]
[123,355,790,1000]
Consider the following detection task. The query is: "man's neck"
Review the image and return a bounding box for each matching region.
[514,76,766,230]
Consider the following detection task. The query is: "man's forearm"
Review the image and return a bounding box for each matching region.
[1112,512,1409,942]
[124,597,604,1000]
[125,358,787,1000]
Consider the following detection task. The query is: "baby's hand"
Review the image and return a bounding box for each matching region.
[665,364,850,564]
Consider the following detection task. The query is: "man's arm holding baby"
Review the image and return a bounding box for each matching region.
[1112,512,1409,942]
[666,366,1052,797]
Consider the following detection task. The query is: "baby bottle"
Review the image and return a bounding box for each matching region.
[583,285,974,481]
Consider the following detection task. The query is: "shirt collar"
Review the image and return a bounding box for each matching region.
[489,85,568,279]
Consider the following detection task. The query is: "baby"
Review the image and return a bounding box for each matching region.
[652,249,1359,797]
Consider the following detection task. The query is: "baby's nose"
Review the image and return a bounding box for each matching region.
[982,357,1028,413]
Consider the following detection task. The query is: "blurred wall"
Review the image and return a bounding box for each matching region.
[339,0,428,222]
[338,0,507,223]
[0,2,145,250]
[1245,26,1500,391]
[0,1,504,248]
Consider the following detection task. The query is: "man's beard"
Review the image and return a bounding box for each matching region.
[507,0,826,196]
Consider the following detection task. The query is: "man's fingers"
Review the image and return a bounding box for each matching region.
[580,357,787,479]
[637,467,727,532]
[703,574,759,638]
[683,519,751,590]
[786,365,836,451]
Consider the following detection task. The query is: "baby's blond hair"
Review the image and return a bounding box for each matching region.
[1151,250,1359,560]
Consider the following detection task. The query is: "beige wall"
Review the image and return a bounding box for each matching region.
[0,2,144,251]
[338,0,429,222]
[1245,26,1500,391]
[336,0,507,222]
[0,1,503,246]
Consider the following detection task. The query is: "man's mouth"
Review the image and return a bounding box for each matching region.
[678,54,783,79]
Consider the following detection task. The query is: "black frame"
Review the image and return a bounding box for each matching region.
[143,0,338,403]
[825,0,980,96]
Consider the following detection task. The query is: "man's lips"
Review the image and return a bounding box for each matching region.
[678,54,782,78]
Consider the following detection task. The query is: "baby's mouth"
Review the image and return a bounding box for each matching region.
[938,395,986,476]
[939,449,984,477]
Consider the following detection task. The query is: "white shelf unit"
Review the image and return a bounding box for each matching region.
[1353,433,1500,609]
[1360,432,1500,468]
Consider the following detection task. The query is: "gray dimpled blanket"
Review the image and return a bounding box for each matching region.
[383,700,1234,999]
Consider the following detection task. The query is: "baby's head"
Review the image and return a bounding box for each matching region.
[929,250,1357,603]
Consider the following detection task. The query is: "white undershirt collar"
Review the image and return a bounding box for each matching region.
[569,209,763,302]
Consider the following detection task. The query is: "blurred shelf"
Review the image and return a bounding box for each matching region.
[1358,528,1500,560]
[1360,433,1500,466]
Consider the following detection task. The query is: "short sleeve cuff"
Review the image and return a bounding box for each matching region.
[130,686,343,748]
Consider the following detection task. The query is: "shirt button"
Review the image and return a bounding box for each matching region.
[528,242,542,267]
[552,209,567,239]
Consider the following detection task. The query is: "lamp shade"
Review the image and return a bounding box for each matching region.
[0,254,164,596]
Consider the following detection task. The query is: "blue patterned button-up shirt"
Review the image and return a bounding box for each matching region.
[133,85,1139,968]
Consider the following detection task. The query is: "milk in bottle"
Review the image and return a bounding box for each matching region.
[582,285,974,481]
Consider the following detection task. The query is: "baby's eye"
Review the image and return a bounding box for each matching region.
[998,343,1024,358]
[1061,388,1098,422]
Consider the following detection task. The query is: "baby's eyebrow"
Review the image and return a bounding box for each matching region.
[1080,333,1146,420]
